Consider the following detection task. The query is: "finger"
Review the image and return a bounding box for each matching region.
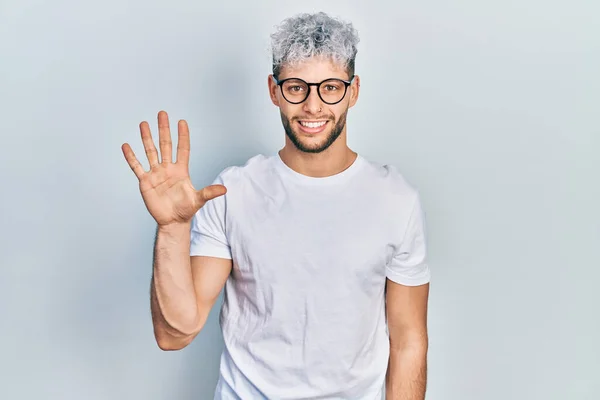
[196,185,227,206]
[121,143,146,179]
[176,119,190,166]
[157,110,173,163]
[139,121,159,167]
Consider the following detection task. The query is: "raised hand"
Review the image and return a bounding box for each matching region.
[122,110,226,226]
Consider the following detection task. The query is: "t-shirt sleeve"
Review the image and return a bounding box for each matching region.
[386,192,431,286]
[189,174,232,259]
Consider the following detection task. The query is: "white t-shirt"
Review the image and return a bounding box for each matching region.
[190,152,430,400]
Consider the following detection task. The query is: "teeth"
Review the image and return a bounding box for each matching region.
[300,121,326,128]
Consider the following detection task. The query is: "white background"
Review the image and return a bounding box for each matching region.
[1,0,598,399]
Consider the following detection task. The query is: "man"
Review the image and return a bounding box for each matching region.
[122,11,430,400]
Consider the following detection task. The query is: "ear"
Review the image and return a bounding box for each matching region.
[348,75,360,108]
[268,74,281,107]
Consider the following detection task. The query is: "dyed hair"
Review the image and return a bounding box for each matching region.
[270,12,360,79]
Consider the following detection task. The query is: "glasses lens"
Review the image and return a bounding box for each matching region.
[319,79,347,104]
[281,79,309,103]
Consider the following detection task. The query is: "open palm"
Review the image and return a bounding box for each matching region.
[122,111,226,226]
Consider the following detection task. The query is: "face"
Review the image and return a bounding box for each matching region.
[268,57,360,154]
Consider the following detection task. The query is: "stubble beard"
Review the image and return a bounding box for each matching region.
[280,109,348,154]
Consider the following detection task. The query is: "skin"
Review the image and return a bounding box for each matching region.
[386,280,429,399]
[268,56,361,178]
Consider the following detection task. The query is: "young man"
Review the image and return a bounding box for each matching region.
[122,12,430,400]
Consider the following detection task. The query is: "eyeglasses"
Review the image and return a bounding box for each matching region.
[273,75,355,105]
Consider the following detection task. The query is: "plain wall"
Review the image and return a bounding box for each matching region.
[0,0,598,399]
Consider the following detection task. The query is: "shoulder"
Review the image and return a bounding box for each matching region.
[211,153,273,186]
[359,156,421,202]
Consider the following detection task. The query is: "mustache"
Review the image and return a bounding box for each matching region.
[291,116,334,121]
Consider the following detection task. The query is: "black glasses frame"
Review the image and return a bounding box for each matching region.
[273,75,355,105]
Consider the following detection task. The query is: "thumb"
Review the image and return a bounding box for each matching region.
[196,184,227,206]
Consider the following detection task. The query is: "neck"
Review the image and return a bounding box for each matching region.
[278,141,358,178]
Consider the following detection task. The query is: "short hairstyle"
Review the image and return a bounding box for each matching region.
[270,12,360,79]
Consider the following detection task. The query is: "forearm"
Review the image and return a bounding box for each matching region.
[151,222,200,343]
[386,341,428,400]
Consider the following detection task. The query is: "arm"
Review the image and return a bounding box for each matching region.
[385,280,430,399]
[121,110,232,351]
[151,222,232,351]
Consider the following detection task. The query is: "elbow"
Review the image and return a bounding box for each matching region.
[389,329,429,353]
[156,334,194,351]
[157,340,186,351]
[152,312,207,351]
[155,326,201,351]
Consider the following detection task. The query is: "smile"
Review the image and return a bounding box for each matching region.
[299,120,327,128]
[297,120,329,134]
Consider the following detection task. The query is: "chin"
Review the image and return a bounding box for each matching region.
[281,110,346,154]
[292,130,337,153]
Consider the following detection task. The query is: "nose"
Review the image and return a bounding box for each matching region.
[302,87,324,115]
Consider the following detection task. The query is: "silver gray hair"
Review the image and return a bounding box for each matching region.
[270,12,360,79]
